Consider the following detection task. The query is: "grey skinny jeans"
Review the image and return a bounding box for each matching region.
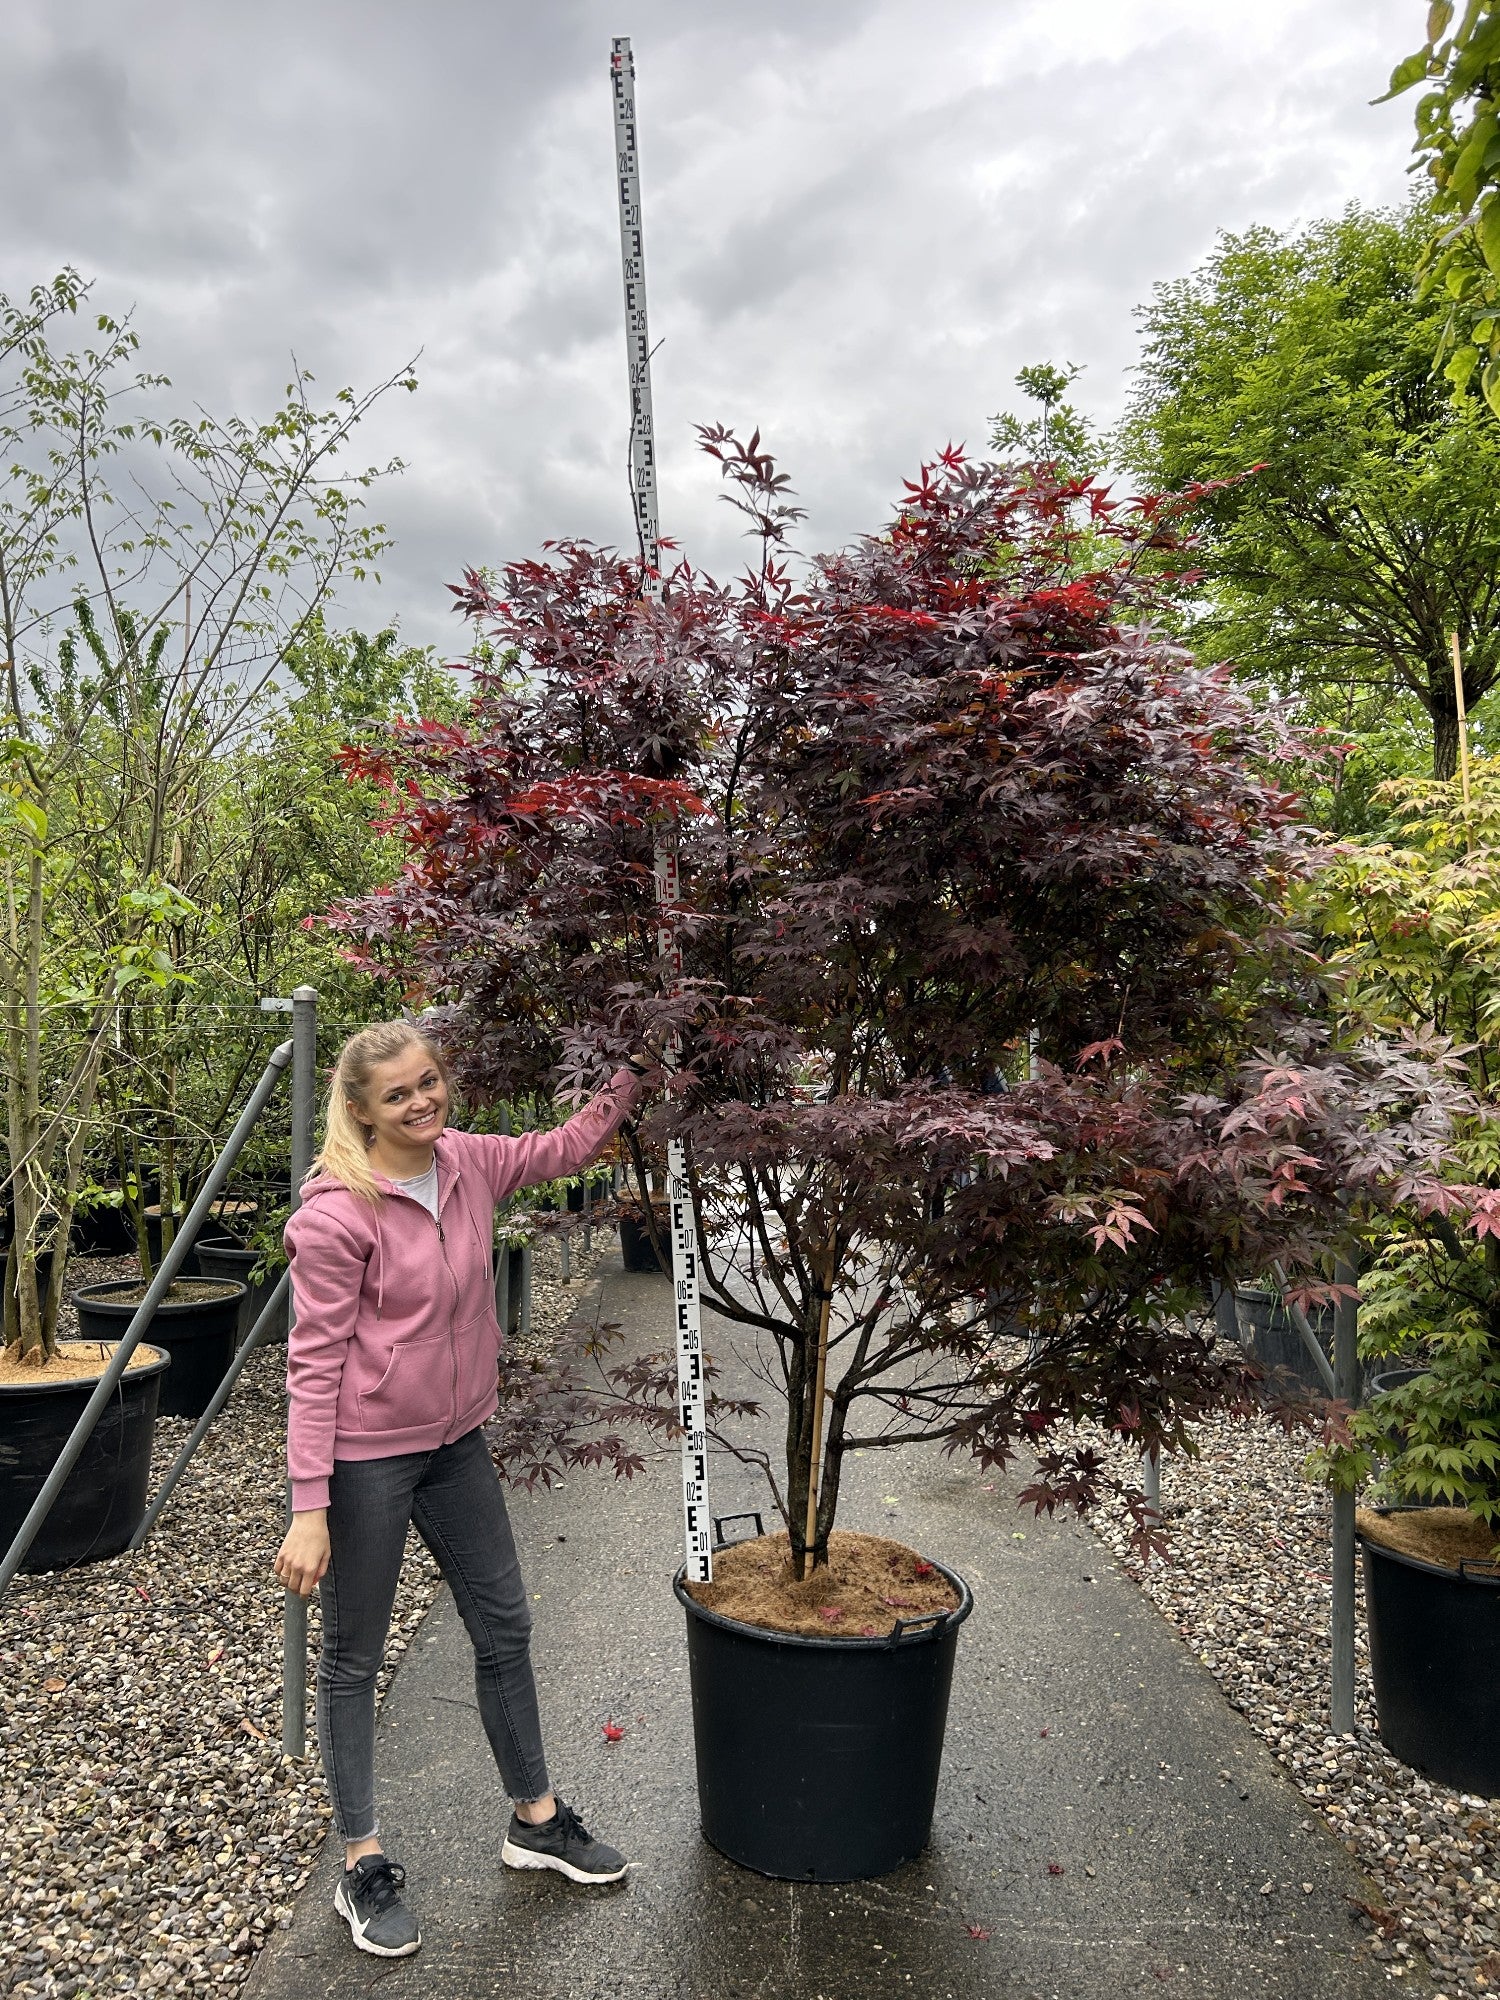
[318,1426,550,1841]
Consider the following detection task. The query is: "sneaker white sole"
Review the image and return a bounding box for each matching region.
[500,1837,627,1884]
[333,1876,421,1956]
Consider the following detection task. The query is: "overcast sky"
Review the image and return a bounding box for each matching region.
[3,0,1419,654]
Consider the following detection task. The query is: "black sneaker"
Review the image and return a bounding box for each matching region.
[333,1854,421,1957]
[501,1797,627,1884]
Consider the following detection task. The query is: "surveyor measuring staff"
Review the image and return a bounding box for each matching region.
[612,33,714,1586]
[272,1019,661,1959]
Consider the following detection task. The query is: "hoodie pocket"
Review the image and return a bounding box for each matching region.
[356,1334,451,1433]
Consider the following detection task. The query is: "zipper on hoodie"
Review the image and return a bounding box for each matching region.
[436,1209,460,1432]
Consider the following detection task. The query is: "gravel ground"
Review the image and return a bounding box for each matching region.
[0,1234,612,2000]
[1089,1415,1500,2000]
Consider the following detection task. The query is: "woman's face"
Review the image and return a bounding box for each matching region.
[355,1044,450,1155]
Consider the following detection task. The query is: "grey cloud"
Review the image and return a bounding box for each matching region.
[0,0,1421,649]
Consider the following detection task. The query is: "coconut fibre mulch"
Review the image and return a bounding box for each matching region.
[1356,1504,1499,1571]
[686,1529,960,1639]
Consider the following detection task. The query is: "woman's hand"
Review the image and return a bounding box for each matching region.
[274,1510,331,1598]
[626,1020,671,1071]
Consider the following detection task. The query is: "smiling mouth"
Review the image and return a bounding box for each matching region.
[404,1109,440,1130]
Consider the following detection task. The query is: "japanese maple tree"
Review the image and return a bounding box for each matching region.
[331,435,1470,1573]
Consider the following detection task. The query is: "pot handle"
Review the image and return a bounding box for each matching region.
[713,1511,764,1548]
[888,1611,946,1643]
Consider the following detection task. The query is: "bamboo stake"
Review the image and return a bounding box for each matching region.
[1452,630,1473,811]
[802,1269,835,1566]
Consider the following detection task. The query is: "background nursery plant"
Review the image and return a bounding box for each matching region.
[1312,764,1500,1534]
[331,434,1474,1574]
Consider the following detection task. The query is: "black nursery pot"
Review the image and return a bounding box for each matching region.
[72,1278,246,1420]
[566,1173,612,1213]
[0,1344,169,1571]
[195,1237,288,1347]
[620,1212,668,1275]
[1361,1516,1500,1797]
[674,1556,973,1881]
[1233,1285,1336,1396]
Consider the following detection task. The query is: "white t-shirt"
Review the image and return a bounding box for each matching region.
[392,1158,439,1219]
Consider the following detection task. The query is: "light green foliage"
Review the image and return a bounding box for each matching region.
[1381,2,1500,407]
[0,269,419,1349]
[1120,202,1500,781]
[1309,765,1500,1527]
[990,361,1104,481]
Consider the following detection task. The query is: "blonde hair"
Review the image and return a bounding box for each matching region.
[309,1019,454,1202]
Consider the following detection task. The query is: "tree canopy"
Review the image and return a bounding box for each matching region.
[1119,201,1500,780]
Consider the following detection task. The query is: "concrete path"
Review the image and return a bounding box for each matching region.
[246,1261,1413,2000]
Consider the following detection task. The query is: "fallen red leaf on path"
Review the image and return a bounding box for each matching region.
[1039,1727,1051,1738]
[1046,1861,1065,1876]
[966,1925,991,1942]
[134,1585,151,1603]
[602,1720,625,1743]
[240,1718,267,1741]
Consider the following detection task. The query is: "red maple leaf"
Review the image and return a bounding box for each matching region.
[1046,1861,1065,1877]
[817,1605,845,1622]
[602,1720,625,1743]
[966,1924,992,1942]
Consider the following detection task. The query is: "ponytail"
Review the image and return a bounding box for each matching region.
[309,1019,453,1203]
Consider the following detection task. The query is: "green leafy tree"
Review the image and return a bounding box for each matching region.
[1309,766,1500,1530]
[0,270,415,1356]
[1381,2,1500,403]
[1119,202,1500,780]
[990,361,1103,480]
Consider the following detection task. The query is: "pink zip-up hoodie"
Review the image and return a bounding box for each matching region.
[283,1069,644,1512]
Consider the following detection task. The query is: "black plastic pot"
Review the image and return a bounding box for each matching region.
[1361,1514,1500,1797]
[620,1212,668,1275]
[1233,1286,1336,1396]
[195,1237,287,1346]
[69,1198,135,1255]
[674,1553,974,1881]
[566,1173,611,1213]
[0,1343,169,1571]
[72,1278,246,1420]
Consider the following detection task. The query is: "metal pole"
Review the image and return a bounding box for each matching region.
[612,35,711,1584]
[1270,1261,1338,1398]
[282,986,317,1757]
[0,1040,294,1592]
[582,1178,592,1257]
[1331,1252,1360,1734]
[1142,1447,1160,1519]
[130,1271,293,1549]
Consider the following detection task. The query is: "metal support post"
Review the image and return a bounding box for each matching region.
[582,1179,592,1257]
[1270,1260,1338,1398]
[519,1241,533,1347]
[0,1039,294,1592]
[1142,1447,1160,1519]
[282,986,317,1758]
[1331,1253,1360,1734]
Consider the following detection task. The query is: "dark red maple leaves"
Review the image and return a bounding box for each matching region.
[327,434,1473,1563]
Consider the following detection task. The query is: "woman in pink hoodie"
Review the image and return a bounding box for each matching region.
[273,1018,652,1959]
